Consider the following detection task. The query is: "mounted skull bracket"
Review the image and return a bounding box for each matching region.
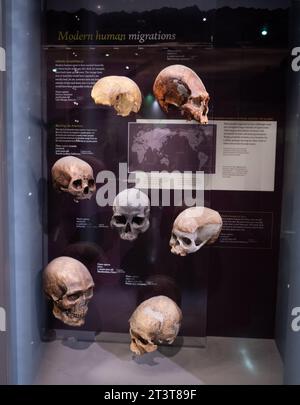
[129,295,182,356]
[153,64,210,124]
[111,188,150,242]
[170,207,222,256]
[91,76,142,117]
[43,256,95,327]
[51,156,96,203]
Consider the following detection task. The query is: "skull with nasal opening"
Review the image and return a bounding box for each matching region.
[129,295,182,356]
[111,188,150,242]
[43,256,94,327]
[153,64,210,124]
[170,207,222,256]
[51,156,96,202]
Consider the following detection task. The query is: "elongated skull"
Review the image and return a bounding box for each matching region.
[51,156,96,202]
[170,207,222,256]
[43,256,94,327]
[153,64,210,124]
[129,296,182,356]
[91,76,142,117]
[111,188,150,242]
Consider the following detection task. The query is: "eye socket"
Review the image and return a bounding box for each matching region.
[72,179,82,189]
[85,287,93,298]
[136,335,149,345]
[67,293,81,301]
[182,237,192,246]
[88,179,95,188]
[114,215,127,225]
[132,216,145,225]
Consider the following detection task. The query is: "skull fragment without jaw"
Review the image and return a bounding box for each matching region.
[170,207,222,257]
[51,156,96,202]
[129,295,182,356]
[91,76,142,117]
[153,64,210,124]
[111,188,150,242]
[43,256,95,327]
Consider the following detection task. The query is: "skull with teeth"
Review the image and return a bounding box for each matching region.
[153,64,210,124]
[51,156,96,202]
[111,188,150,242]
[129,296,182,356]
[170,207,222,257]
[91,76,142,117]
[43,256,95,327]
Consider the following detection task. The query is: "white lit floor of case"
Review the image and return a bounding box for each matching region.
[34,336,282,385]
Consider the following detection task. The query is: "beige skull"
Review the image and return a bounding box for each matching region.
[51,156,96,202]
[43,256,94,327]
[91,76,142,117]
[129,296,182,356]
[153,64,210,124]
[170,207,222,256]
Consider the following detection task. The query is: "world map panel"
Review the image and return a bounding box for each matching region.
[128,123,217,174]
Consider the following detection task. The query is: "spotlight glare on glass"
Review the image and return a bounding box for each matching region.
[203,17,207,22]
[153,100,160,111]
[105,53,110,57]
[125,66,130,70]
[261,29,268,36]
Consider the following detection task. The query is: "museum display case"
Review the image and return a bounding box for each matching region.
[1,0,300,385]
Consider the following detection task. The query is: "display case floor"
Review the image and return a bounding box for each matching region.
[34,336,283,385]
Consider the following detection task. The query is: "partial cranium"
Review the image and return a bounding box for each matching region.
[91,76,142,117]
[129,295,182,356]
[43,256,94,327]
[111,188,150,242]
[153,64,210,124]
[51,156,96,202]
[170,207,222,256]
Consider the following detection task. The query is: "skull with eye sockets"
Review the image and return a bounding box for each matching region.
[129,295,182,356]
[153,65,210,124]
[43,256,95,327]
[170,207,222,256]
[111,188,150,242]
[51,156,96,203]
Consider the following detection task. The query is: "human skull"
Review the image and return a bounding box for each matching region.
[153,64,210,124]
[43,256,95,327]
[51,156,96,202]
[111,188,150,242]
[170,207,222,256]
[129,296,182,356]
[91,76,142,117]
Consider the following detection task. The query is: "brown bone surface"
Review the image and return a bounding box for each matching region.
[153,64,210,124]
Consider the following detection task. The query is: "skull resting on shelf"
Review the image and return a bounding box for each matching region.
[91,76,142,117]
[111,188,150,242]
[51,156,96,202]
[153,64,210,124]
[43,256,95,327]
[170,207,222,256]
[129,295,182,356]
